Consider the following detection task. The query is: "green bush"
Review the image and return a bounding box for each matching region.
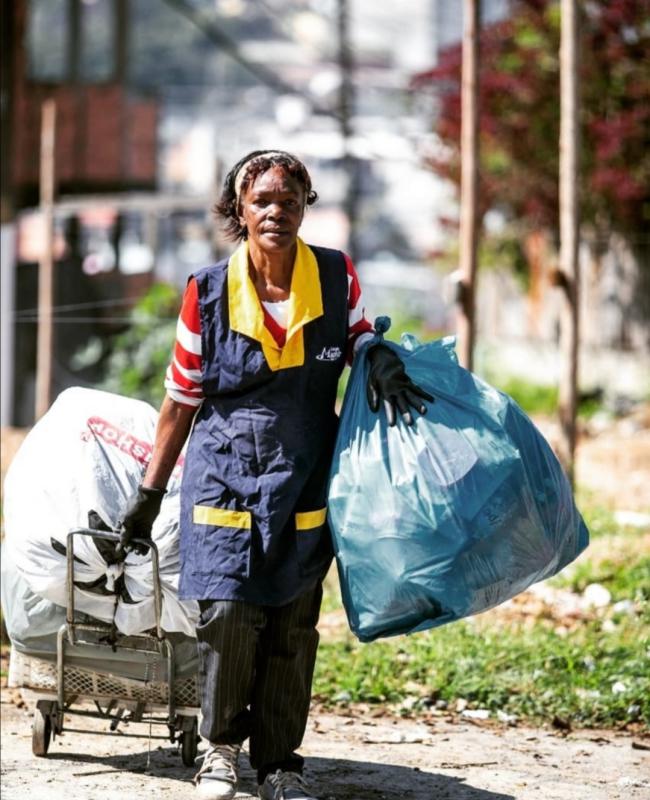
[100,283,180,408]
[493,377,559,416]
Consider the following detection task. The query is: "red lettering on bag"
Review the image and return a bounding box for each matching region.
[85,416,152,466]
[84,416,184,476]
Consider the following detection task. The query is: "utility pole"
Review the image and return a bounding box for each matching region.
[457,0,480,371]
[337,0,358,261]
[1,0,16,425]
[35,99,56,420]
[557,0,580,484]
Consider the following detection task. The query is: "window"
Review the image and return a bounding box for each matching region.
[27,0,69,82]
[26,0,117,84]
[80,0,116,83]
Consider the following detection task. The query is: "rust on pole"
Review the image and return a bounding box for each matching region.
[35,98,56,420]
[457,0,480,371]
[558,0,580,484]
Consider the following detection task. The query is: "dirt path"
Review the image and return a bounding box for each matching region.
[1,691,648,800]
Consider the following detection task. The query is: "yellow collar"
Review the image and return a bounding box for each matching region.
[227,237,323,370]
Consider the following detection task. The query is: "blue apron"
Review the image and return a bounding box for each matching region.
[178,239,348,605]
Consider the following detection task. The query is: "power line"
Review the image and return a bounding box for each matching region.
[160,0,341,121]
[13,297,163,316]
[254,0,333,61]
[14,316,177,324]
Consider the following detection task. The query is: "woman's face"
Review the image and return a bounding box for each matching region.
[238,166,306,254]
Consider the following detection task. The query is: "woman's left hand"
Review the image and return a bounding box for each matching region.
[366,343,434,426]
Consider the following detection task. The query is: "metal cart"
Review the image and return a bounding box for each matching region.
[15,528,200,766]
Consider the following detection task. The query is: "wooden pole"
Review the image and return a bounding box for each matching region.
[558,0,580,484]
[35,98,56,420]
[337,0,358,261]
[457,0,480,371]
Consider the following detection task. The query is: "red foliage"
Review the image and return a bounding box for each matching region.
[412,0,650,241]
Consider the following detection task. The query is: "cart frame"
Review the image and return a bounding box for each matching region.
[26,527,200,766]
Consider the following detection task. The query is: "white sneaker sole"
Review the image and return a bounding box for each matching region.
[195,779,237,800]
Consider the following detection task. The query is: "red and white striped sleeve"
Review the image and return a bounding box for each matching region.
[164,277,204,408]
[344,253,374,362]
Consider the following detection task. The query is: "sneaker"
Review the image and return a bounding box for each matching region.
[258,769,318,800]
[194,743,241,800]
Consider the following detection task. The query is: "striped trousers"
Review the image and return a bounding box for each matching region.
[196,583,322,783]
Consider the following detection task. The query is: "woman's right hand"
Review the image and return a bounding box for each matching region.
[119,486,166,555]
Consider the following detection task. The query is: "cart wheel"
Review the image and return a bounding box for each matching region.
[180,718,198,767]
[32,706,52,757]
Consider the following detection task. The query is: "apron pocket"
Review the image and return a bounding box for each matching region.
[295,508,332,577]
[192,504,252,579]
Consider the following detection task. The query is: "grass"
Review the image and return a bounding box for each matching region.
[550,546,650,602]
[316,497,649,729]
[314,615,648,728]
[554,494,650,601]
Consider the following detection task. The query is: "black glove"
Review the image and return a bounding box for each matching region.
[119,486,166,555]
[366,343,434,426]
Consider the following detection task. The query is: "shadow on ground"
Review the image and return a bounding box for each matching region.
[305,755,514,800]
[39,744,514,799]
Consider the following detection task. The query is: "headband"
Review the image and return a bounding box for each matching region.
[234,151,287,202]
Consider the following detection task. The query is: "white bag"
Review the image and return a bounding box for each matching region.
[3,387,198,637]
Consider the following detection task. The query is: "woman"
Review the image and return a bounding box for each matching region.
[120,150,431,800]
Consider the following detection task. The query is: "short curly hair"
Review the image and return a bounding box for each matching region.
[214,150,318,242]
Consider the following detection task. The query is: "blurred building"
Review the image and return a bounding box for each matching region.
[2,0,216,425]
[2,0,163,425]
[9,1,158,207]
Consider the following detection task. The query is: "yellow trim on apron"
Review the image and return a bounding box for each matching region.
[227,238,324,371]
[295,507,327,530]
[193,505,252,529]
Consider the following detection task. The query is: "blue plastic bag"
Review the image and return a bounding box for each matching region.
[328,319,589,642]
